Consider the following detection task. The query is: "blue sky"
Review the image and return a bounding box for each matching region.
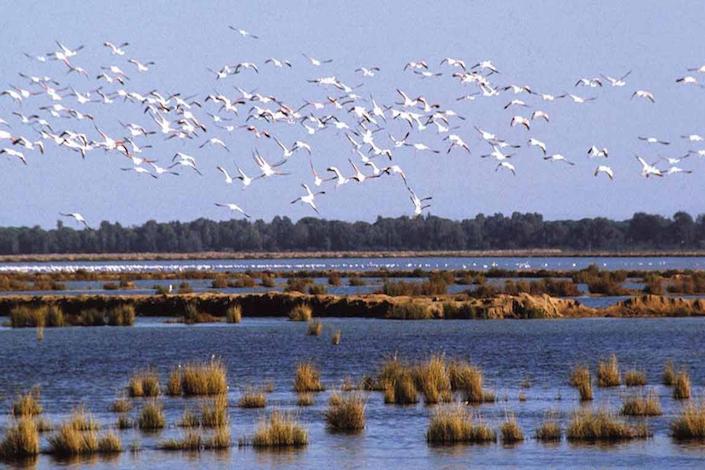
[0,0,704,228]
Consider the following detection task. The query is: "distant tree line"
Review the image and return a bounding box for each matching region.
[0,212,703,254]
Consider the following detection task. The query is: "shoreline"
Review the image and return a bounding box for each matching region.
[1,292,704,323]
[2,249,705,263]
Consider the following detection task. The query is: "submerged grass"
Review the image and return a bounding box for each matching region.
[500,415,524,443]
[180,360,228,396]
[621,390,662,416]
[673,370,691,400]
[426,405,496,444]
[624,369,647,387]
[570,365,593,401]
[128,369,160,398]
[671,402,705,440]
[12,387,42,417]
[566,408,650,441]
[325,393,366,432]
[306,319,323,336]
[294,362,324,393]
[0,418,40,459]
[597,354,621,387]
[248,411,308,448]
[200,395,229,428]
[289,304,312,322]
[138,401,165,430]
[663,360,676,386]
[238,387,267,408]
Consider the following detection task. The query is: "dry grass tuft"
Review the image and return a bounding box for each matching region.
[570,365,593,401]
[67,406,99,431]
[536,415,562,441]
[167,368,182,396]
[413,355,452,404]
[179,409,200,428]
[384,371,418,405]
[48,422,97,456]
[181,360,228,396]
[663,360,676,386]
[128,369,160,398]
[294,362,324,393]
[289,304,312,322]
[621,390,662,416]
[671,402,705,440]
[138,401,165,430]
[116,415,132,430]
[225,305,242,323]
[500,415,524,443]
[331,329,341,345]
[296,393,314,407]
[200,395,229,428]
[0,418,40,459]
[597,354,621,387]
[12,387,43,417]
[425,406,496,444]
[110,397,133,413]
[97,432,122,453]
[325,393,366,432]
[159,431,203,451]
[205,426,231,450]
[624,369,647,387]
[673,370,691,400]
[566,408,650,441]
[238,387,267,408]
[306,320,323,336]
[249,411,308,447]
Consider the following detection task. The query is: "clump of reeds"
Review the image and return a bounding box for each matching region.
[128,369,160,398]
[566,408,650,441]
[413,355,452,404]
[328,272,341,286]
[200,394,228,428]
[621,390,662,416]
[205,426,231,450]
[97,432,122,453]
[0,418,40,459]
[67,406,99,431]
[225,305,242,323]
[248,411,308,447]
[167,367,182,396]
[348,276,365,286]
[388,302,435,320]
[117,415,132,430]
[425,406,496,444]
[663,360,676,385]
[159,431,203,451]
[238,387,267,408]
[34,417,53,433]
[448,361,494,404]
[569,365,593,401]
[48,422,96,456]
[260,275,276,288]
[106,304,135,326]
[289,304,312,321]
[500,415,524,443]
[138,401,165,430]
[671,402,705,440]
[384,371,418,405]
[294,362,324,393]
[535,415,562,441]
[179,409,199,428]
[331,329,341,345]
[110,397,133,413]
[306,319,323,336]
[325,393,365,432]
[673,370,691,400]
[297,393,314,407]
[12,387,43,417]
[180,360,228,396]
[308,284,327,295]
[624,369,647,387]
[597,354,621,387]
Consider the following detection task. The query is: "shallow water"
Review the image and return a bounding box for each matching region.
[3,255,705,273]
[1,317,705,468]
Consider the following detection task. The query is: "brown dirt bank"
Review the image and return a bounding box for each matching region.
[2,249,705,263]
[1,293,704,322]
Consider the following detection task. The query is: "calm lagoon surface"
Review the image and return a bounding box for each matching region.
[1,317,704,468]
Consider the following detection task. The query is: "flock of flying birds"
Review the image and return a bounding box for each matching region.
[2,26,705,229]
